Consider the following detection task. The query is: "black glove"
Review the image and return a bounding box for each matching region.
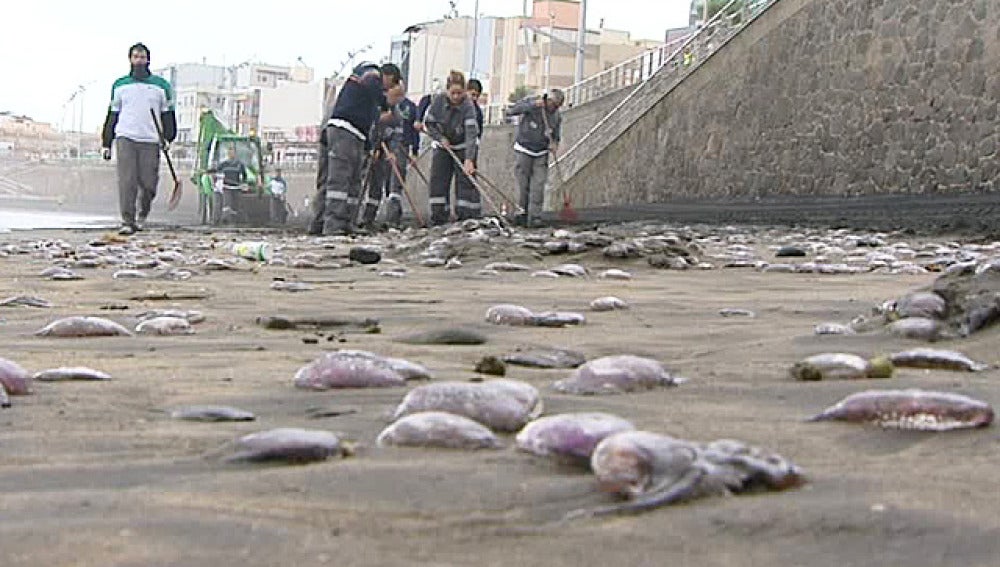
[101,148,112,161]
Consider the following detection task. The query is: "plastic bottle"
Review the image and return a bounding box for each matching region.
[232,241,273,262]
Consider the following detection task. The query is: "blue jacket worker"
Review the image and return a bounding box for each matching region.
[315,62,402,236]
[359,83,418,228]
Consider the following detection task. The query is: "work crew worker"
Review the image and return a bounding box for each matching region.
[464,78,485,219]
[360,82,419,229]
[506,89,563,227]
[211,145,247,223]
[316,62,402,236]
[422,70,480,225]
[100,42,176,235]
[268,168,288,225]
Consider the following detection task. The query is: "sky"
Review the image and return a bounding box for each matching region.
[0,0,691,133]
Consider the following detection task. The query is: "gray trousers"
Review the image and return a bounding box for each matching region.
[115,137,160,225]
[360,144,409,227]
[515,151,548,219]
[310,129,331,234]
[320,126,365,235]
[428,147,473,226]
[270,195,287,225]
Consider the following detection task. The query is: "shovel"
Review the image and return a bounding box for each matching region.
[150,109,182,211]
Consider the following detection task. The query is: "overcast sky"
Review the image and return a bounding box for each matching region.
[0,0,691,133]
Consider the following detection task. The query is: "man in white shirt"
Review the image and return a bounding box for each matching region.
[100,43,176,235]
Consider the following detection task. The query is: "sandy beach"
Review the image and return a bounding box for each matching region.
[2,221,999,567]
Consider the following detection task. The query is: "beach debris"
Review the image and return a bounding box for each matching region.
[565,432,803,518]
[790,353,894,381]
[171,405,257,422]
[225,428,344,463]
[474,355,506,376]
[395,327,487,345]
[376,411,503,450]
[391,379,542,432]
[516,412,635,466]
[502,347,587,369]
[294,350,431,390]
[33,367,111,382]
[256,314,379,331]
[0,295,52,308]
[590,296,629,312]
[0,357,32,394]
[35,316,133,338]
[809,389,994,430]
[553,355,679,395]
[888,348,989,372]
[136,316,194,336]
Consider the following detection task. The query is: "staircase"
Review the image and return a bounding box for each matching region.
[552,0,780,204]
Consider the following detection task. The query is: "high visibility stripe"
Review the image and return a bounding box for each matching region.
[456,200,481,209]
[326,118,366,141]
[428,197,447,205]
[514,142,548,157]
[326,191,349,200]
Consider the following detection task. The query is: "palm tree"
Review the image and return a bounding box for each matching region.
[508,85,533,104]
[689,0,746,25]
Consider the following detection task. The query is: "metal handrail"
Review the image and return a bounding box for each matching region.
[554,0,777,178]
[562,34,693,108]
[482,36,693,126]
[484,0,773,126]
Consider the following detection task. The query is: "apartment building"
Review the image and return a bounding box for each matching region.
[395,0,663,108]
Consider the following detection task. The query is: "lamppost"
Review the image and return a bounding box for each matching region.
[66,85,86,160]
[470,0,480,80]
[574,0,587,85]
[403,24,423,88]
[77,85,85,161]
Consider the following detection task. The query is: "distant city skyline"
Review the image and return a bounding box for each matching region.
[0,0,690,133]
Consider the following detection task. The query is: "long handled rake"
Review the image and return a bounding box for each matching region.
[539,97,576,223]
[438,143,505,223]
[382,142,426,227]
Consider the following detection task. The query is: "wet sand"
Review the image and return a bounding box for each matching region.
[2,225,1000,566]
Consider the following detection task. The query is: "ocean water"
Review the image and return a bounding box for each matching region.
[0,209,116,231]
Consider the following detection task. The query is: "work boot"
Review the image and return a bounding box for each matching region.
[135,215,147,232]
[384,200,402,227]
[307,216,325,235]
[118,224,136,236]
[322,218,352,237]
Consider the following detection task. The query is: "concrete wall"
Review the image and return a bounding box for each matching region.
[2,162,320,224]
[560,0,1000,208]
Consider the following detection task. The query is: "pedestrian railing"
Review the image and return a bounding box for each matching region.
[562,34,694,109]
[484,0,775,126]
[553,0,779,184]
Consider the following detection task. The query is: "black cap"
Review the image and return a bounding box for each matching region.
[380,63,402,85]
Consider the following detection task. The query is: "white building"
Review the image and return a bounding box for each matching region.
[154,61,326,151]
[397,1,662,111]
